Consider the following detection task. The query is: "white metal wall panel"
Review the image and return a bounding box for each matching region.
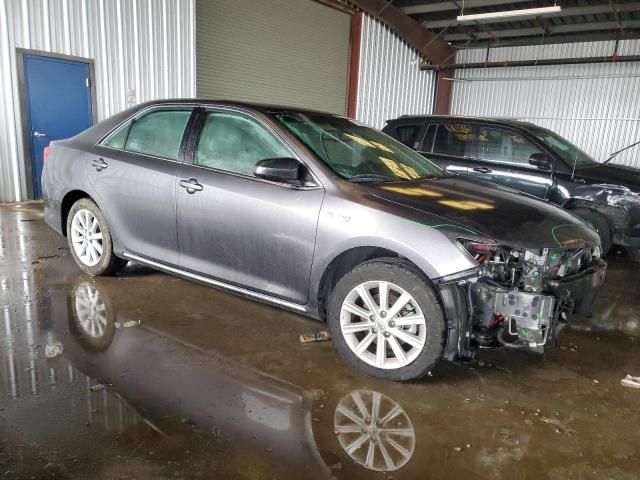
[356,15,436,129]
[0,0,195,202]
[451,40,640,168]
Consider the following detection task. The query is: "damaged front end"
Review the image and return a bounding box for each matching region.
[440,241,607,360]
[568,183,640,251]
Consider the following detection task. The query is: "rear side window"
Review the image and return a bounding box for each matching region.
[103,122,130,149]
[194,111,290,176]
[433,123,477,158]
[395,125,420,148]
[125,109,192,160]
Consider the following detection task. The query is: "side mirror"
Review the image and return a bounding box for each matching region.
[254,157,301,182]
[529,152,553,171]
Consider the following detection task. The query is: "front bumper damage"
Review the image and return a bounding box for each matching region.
[439,259,607,360]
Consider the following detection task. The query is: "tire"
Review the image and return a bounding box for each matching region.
[66,198,127,276]
[327,258,445,382]
[570,208,613,255]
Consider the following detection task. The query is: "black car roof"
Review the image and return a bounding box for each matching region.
[388,114,540,130]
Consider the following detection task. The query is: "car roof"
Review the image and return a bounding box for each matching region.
[133,98,340,118]
[388,114,540,130]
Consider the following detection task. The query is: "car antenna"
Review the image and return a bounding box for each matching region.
[602,139,640,165]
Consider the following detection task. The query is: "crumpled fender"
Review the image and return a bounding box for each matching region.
[563,184,640,243]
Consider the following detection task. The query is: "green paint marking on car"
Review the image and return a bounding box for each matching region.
[425,223,478,236]
[551,224,577,248]
[387,215,479,237]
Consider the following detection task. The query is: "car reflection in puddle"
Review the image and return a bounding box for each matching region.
[57,280,420,479]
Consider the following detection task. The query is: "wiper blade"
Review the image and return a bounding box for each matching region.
[348,175,396,183]
[602,139,640,165]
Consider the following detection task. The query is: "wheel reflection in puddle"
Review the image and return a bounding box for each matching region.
[70,281,115,351]
[334,389,415,472]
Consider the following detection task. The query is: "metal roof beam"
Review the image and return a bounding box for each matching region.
[349,0,454,64]
[401,0,532,15]
[453,30,640,48]
[420,3,640,29]
[444,19,640,41]
[421,54,640,70]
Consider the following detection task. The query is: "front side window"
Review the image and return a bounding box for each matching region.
[433,124,477,158]
[125,109,192,160]
[194,111,291,176]
[477,126,542,165]
[532,128,598,169]
[274,113,444,182]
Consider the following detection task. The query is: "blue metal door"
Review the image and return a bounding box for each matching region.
[23,54,93,198]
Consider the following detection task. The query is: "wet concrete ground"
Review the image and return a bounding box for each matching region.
[1,202,639,480]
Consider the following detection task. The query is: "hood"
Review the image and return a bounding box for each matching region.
[361,176,600,250]
[575,163,640,191]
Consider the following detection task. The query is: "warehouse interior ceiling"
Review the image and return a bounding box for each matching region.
[393,0,640,48]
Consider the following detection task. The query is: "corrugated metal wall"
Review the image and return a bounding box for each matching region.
[196,0,351,115]
[0,0,195,202]
[451,40,640,168]
[356,15,436,129]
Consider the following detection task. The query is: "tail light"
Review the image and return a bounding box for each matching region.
[43,145,52,161]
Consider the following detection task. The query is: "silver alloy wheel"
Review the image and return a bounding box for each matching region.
[340,281,426,370]
[334,389,415,472]
[74,283,108,339]
[70,208,104,267]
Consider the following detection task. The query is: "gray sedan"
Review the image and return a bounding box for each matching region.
[42,100,606,381]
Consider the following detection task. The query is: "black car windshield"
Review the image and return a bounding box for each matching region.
[532,128,598,169]
[273,112,445,182]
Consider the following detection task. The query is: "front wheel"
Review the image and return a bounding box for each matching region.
[67,198,127,276]
[327,258,445,382]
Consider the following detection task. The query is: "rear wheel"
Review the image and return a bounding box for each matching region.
[67,199,126,276]
[327,258,445,382]
[570,208,613,255]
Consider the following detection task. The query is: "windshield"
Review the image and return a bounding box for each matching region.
[273,112,445,182]
[532,128,598,169]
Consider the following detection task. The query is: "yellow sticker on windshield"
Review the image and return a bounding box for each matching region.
[370,141,394,153]
[379,157,411,180]
[344,134,375,148]
[401,165,421,179]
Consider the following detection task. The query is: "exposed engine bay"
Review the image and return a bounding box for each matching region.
[459,241,607,354]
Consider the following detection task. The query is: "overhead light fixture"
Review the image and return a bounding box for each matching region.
[457,6,561,22]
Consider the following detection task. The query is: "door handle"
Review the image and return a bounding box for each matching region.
[33,131,46,137]
[91,158,108,171]
[179,178,203,194]
[473,167,492,174]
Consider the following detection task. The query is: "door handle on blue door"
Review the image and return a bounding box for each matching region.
[91,158,108,171]
[473,167,492,174]
[179,178,203,194]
